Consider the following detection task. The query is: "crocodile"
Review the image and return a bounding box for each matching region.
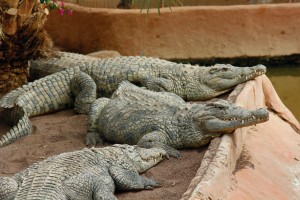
[0,144,167,200]
[29,52,267,101]
[0,52,266,147]
[86,81,269,158]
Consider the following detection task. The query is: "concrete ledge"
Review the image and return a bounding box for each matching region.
[46,3,300,60]
[182,75,300,199]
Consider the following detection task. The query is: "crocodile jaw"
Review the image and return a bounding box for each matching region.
[206,64,266,92]
[137,147,167,173]
[203,108,269,133]
[121,145,167,173]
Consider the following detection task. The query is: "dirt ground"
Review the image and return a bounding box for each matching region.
[0,109,207,200]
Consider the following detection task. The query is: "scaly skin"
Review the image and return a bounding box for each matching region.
[87,82,269,158]
[0,67,97,147]
[0,144,167,200]
[0,52,266,147]
[29,52,267,100]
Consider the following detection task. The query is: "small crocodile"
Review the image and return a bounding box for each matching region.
[0,144,167,200]
[86,81,269,158]
[0,52,266,147]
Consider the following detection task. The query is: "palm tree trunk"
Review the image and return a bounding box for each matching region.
[0,0,53,94]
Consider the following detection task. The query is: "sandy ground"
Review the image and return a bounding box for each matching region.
[0,109,207,199]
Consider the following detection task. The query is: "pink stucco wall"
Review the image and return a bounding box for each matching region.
[46,3,300,60]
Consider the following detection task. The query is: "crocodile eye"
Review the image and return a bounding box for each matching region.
[206,103,227,110]
[209,68,223,74]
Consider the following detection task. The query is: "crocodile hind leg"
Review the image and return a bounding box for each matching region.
[63,172,117,200]
[137,131,181,158]
[70,71,97,114]
[0,106,31,147]
[109,165,161,191]
[0,177,18,200]
[86,98,110,146]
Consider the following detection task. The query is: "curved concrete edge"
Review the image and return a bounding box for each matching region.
[181,75,300,200]
[262,77,300,133]
[46,3,300,60]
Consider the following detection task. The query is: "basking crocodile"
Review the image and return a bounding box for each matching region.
[86,81,269,158]
[0,144,167,200]
[29,52,266,101]
[0,52,266,147]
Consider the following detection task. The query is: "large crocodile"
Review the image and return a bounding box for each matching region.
[29,52,266,101]
[86,81,269,158]
[0,144,167,200]
[0,52,266,147]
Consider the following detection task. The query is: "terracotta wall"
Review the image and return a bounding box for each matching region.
[45,3,300,60]
[64,0,298,8]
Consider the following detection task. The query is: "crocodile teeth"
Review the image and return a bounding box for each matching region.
[242,120,245,124]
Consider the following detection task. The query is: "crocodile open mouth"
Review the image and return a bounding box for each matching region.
[204,107,269,133]
[140,148,168,162]
[143,154,166,163]
[239,68,266,80]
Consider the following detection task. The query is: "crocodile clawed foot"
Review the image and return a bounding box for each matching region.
[144,179,162,190]
[163,154,170,160]
[159,145,181,159]
[85,132,104,146]
[166,149,181,159]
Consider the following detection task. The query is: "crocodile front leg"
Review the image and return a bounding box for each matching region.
[86,98,110,146]
[63,172,117,200]
[0,177,18,200]
[70,71,97,114]
[143,76,174,92]
[109,165,161,191]
[137,131,181,158]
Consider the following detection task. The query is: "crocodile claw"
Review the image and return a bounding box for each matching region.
[144,179,162,189]
[85,132,103,146]
[161,145,181,159]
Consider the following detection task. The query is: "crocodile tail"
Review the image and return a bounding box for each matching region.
[0,83,33,108]
[0,106,32,147]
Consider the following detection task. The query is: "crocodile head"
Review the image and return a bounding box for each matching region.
[112,144,168,173]
[185,64,266,100]
[193,100,269,134]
